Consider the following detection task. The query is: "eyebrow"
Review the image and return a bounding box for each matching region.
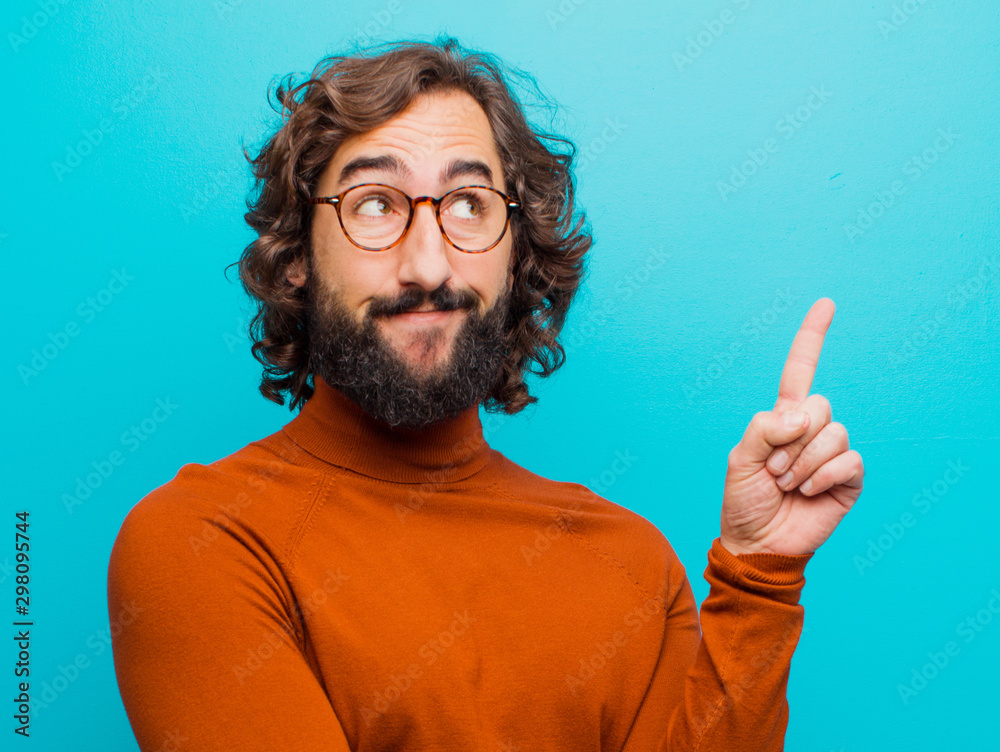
[336,154,496,191]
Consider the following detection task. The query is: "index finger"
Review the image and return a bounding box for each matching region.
[773,297,835,411]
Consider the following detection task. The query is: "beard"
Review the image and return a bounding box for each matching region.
[304,273,512,430]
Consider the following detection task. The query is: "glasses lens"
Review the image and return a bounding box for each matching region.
[440,187,508,252]
[340,185,410,249]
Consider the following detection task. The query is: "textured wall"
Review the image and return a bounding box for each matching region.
[5,0,997,748]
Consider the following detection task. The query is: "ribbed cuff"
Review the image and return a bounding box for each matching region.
[706,537,813,602]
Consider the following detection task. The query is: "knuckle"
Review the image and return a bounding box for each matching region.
[810,393,832,422]
[827,421,849,447]
[727,445,742,470]
[748,411,770,437]
[791,450,814,475]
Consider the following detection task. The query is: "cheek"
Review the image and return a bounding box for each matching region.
[321,252,396,306]
[457,269,503,312]
[457,246,512,304]
[313,217,384,289]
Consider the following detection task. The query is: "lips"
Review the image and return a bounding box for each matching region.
[390,309,455,324]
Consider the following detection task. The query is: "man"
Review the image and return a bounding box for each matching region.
[107,37,864,751]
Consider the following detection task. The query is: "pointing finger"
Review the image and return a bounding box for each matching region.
[774,298,835,413]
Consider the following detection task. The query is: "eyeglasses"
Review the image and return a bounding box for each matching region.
[309,183,520,253]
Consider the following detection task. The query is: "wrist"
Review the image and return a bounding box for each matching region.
[718,535,769,556]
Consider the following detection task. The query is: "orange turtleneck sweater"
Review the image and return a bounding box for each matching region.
[107,376,813,751]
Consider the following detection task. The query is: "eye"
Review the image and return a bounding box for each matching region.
[353,195,393,217]
[446,191,484,220]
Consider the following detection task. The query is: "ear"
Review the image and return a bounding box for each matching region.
[286,257,307,288]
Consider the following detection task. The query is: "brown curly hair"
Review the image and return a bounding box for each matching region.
[226,35,592,413]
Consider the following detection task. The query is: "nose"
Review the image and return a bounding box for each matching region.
[396,197,453,293]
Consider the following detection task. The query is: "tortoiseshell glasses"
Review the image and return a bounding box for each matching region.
[309,183,520,253]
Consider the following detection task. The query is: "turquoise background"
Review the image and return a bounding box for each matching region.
[3,0,998,749]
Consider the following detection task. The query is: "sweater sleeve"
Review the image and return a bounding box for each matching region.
[621,537,813,752]
[106,493,353,752]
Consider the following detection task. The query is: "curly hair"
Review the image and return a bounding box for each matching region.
[226,35,592,413]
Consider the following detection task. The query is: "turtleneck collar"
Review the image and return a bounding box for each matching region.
[281,376,492,484]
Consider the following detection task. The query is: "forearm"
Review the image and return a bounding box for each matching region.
[622,538,812,752]
[666,539,811,749]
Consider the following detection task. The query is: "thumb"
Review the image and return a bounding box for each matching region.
[730,410,811,467]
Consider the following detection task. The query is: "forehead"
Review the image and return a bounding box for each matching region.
[324,89,503,190]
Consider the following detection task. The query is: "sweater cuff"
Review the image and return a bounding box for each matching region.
[706,537,813,602]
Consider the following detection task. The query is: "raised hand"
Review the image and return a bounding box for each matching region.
[719,298,864,556]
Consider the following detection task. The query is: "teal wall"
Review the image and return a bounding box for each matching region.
[4,0,997,749]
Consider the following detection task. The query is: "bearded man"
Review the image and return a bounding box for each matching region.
[108,36,864,752]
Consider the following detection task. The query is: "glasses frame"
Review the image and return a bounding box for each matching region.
[309,182,521,253]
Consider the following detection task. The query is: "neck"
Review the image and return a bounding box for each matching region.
[281,375,492,484]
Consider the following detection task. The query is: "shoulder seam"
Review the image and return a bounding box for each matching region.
[283,465,349,569]
[488,481,664,606]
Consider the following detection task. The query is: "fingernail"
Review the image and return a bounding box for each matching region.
[783,412,806,429]
[800,478,813,494]
[769,450,789,473]
[776,470,793,488]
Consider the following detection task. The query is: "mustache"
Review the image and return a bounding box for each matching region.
[369,286,479,318]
